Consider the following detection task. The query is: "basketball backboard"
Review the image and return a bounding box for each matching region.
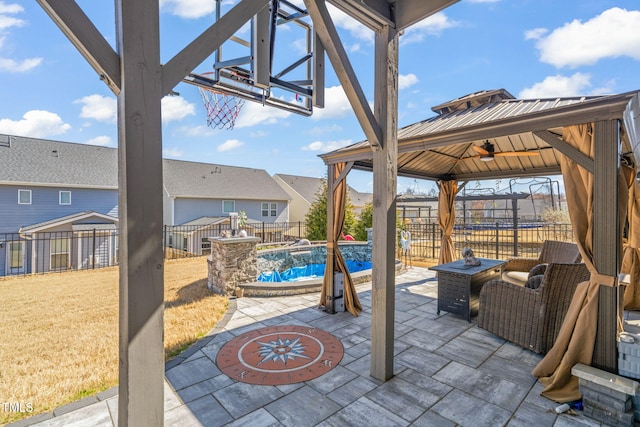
[182,0,325,122]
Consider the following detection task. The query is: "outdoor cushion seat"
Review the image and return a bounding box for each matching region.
[478,262,590,354]
[501,240,581,286]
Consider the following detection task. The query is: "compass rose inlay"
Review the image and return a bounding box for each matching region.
[216,325,344,385]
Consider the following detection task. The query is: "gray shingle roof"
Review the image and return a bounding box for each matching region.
[274,173,372,206]
[0,135,117,187]
[163,159,290,200]
[0,134,291,201]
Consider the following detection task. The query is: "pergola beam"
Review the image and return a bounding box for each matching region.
[305,0,382,148]
[395,0,460,31]
[36,0,120,94]
[328,0,393,30]
[533,130,594,174]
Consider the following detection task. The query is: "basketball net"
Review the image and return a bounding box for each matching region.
[199,87,245,130]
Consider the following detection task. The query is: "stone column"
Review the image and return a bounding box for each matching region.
[207,237,260,294]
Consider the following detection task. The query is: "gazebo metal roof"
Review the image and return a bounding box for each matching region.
[320,88,639,182]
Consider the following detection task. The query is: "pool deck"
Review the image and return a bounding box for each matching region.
[12,267,606,427]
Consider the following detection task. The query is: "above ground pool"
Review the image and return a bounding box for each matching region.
[256,243,372,283]
[257,260,372,282]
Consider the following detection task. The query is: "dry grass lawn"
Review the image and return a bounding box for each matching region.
[0,256,227,425]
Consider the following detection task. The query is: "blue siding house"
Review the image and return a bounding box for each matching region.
[0,134,291,275]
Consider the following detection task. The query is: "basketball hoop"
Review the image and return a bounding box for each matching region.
[199,87,246,130]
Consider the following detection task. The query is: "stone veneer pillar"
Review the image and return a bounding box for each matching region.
[207,237,260,294]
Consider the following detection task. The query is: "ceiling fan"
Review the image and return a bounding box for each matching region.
[467,141,540,162]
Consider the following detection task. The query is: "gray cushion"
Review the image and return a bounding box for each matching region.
[528,263,548,278]
[525,274,544,290]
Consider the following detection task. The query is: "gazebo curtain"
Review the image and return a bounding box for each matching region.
[532,123,629,402]
[438,180,457,264]
[320,162,362,316]
[622,134,640,309]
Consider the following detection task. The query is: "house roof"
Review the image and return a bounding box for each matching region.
[0,134,291,201]
[163,159,290,201]
[20,211,118,233]
[274,173,372,206]
[0,135,118,188]
[319,89,639,182]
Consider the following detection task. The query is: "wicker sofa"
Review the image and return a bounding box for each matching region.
[501,240,582,286]
[478,262,590,354]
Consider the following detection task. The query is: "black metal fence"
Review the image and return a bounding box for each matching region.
[0,219,573,277]
[0,222,309,277]
[399,220,574,261]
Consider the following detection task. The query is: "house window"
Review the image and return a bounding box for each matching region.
[59,191,71,205]
[50,238,70,270]
[223,200,235,213]
[201,238,211,255]
[262,202,277,217]
[18,189,31,205]
[8,242,23,269]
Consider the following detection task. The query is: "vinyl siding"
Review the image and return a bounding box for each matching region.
[0,185,118,233]
[174,198,288,225]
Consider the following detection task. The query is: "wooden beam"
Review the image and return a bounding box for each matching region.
[325,164,336,313]
[327,0,393,30]
[305,0,382,148]
[370,24,398,381]
[533,130,594,174]
[332,161,353,192]
[395,0,460,31]
[116,0,164,425]
[592,119,621,373]
[36,0,121,94]
[161,0,270,96]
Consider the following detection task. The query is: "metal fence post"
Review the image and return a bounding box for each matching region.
[92,228,97,269]
[495,222,499,259]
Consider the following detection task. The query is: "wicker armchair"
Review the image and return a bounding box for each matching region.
[501,240,581,286]
[478,262,590,354]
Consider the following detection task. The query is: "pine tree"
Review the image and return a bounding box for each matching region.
[305,180,357,240]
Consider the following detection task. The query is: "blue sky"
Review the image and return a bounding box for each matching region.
[1,0,639,194]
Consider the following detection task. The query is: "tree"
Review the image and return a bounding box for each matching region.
[353,202,373,241]
[305,180,357,240]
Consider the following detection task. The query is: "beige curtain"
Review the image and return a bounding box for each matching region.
[319,163,362,316]
[532,123,628,402]
[622,143,640,309]
[438,180,457,264]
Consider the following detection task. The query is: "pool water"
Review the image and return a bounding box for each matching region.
[257,260,373,282]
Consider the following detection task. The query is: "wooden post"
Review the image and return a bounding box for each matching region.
[592,119,622,372]
[325,164,336,313]
[116,0,165,425]
[370,25,398,381]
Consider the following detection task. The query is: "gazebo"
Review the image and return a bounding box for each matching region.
[319,87,640,400]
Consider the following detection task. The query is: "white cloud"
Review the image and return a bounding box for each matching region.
[531,7,640,68]
[328,4,373,43]
[0,57,41,72]
[401,12,459,45]
[307,124,343,136]
[518,72,593,98]
[0,110,71,138]
[311,86,354,121]
[524,28,547,40]
[159,0,215,19]
[301,139,352,152]
[0,15,24,29]
[0,2,23,14]
[161,95,195,123]
[217,139,244,152]
[234,101,292,128]
[175,124,216,137]
[85,136,113,146]
[399,74,419,90]
[74,94,117,123]
[163,148,184,157]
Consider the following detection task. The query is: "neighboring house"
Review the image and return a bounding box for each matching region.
[0,134,119,276]
[274,173,372,222]
[0,134,291,276]
[163,159,291,227]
